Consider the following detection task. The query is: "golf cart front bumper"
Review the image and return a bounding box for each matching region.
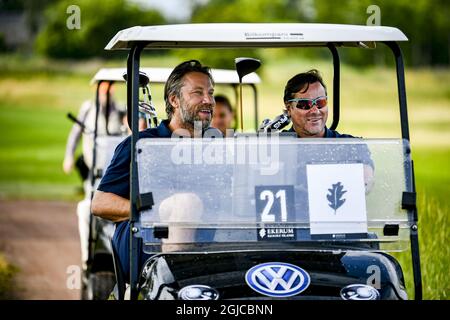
[139,250,407,300]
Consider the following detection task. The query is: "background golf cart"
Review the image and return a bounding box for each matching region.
[92,67,261,132]
[105,23,421,300]
[76,72,127,300]
[82,66,261,300]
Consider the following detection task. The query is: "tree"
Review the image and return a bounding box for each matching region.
[313,0,450,66]
[188,0,449,67]
[181,0,312,69]
[35,0,165,59]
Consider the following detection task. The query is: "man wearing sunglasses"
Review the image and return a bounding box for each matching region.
[283,69,348,138]
[283,69,374,193]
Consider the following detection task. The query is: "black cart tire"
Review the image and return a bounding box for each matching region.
[85,271,116,300]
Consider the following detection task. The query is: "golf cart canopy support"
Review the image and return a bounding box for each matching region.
[104,23,420,300]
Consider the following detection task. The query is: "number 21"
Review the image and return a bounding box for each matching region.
[260,189,287,222]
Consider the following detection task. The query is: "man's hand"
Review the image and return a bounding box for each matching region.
[158,193,204,252]
[91,190,130,222]
[63,157,74,174]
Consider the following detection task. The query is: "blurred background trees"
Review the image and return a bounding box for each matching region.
[188,0,449,67]
[34,0,165,59]
[0,0,448,65]
[0,0,165,58]
[311,0,450,66]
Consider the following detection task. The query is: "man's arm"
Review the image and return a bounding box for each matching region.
[92,134,132,222]
[63,101,92,174]
[91,190,130,222]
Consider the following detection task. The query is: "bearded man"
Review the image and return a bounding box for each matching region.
[92,60,220,279]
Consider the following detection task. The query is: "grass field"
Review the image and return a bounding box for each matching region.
[0,53,448,299]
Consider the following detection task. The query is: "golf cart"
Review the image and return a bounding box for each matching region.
[93,67,261,131]
[73,66,261,299]
[104,23,421,300]
[69,71,145,300]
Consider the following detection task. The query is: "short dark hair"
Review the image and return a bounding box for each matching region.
[214,95,233,113]
[164,60,214,119]
[283,69,327,103]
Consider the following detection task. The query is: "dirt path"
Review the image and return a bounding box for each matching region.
[0,200,81,299]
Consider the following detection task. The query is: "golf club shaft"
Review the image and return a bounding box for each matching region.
[67,112,89,133]
[239,84,244,132]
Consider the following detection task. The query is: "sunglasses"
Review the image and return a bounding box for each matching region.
[287,96,328,110]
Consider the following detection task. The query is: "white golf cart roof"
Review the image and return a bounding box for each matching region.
[90,67,261,85]
[105,23,408,50]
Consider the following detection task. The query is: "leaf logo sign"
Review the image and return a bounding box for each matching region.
[327,182,347,214]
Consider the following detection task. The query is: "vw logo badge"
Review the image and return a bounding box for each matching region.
[340,284,380,300]
[245,262,310,297]
[178,285,219,300]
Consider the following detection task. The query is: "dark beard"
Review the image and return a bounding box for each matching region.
[180,104,212,130]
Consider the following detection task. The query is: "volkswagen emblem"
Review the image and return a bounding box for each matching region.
[245,262,310,297]
[340,284,380,300]
[178,285,219,300]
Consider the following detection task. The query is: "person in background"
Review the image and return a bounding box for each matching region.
[211,95,234,136]
[119,110,149,135]
[63,81,123,185]
[63,81,123,271]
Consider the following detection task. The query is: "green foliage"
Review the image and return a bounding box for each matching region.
[192,0,305,23]
[0,33,8,52]
[181,0,308,69]
[313,0,450,66]
[30,0,449,65]
[35,0,165,59]
[0,0,25,11]
[189,0,449,67]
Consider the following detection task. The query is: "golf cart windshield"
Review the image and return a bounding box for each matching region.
[136,137,413,254]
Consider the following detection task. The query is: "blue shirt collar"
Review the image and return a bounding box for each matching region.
[154,120,222,138]
[156,120,172,137]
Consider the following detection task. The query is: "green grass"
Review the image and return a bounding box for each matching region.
[413,147,449,299]
[0,100,84,200]
[417,193,449,299]
[0,54,448,299]
[390,147,450,300]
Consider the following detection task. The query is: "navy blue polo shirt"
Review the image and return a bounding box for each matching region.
[98,120,172,198]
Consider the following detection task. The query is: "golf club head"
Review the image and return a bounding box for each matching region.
[122,71,150,88]
[259,112,291,132]
[123,71,151,130]
[235,57,261,81]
